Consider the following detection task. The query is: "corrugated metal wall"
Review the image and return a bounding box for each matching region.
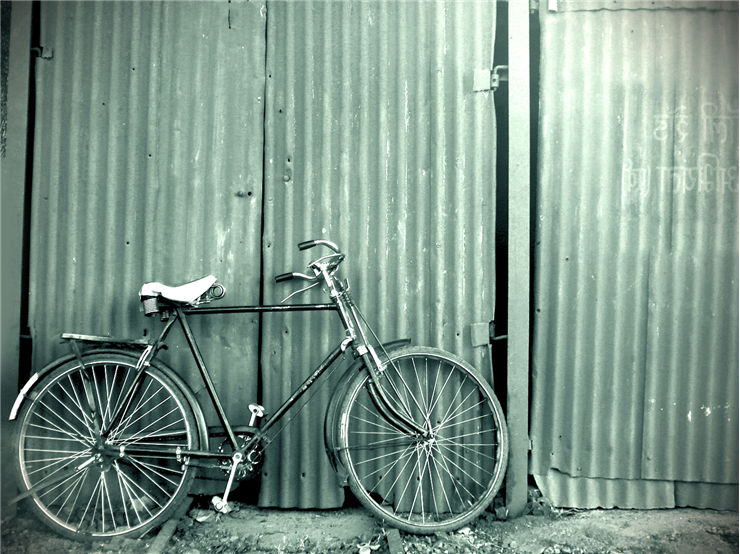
[258,0,497,507]
[531,2,738,508]
[28,0,498,509]
[29,1,266,428]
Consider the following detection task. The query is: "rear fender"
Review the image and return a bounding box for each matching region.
[9,347,208,452]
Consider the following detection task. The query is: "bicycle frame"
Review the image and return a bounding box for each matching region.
[102,302,343,462]
[89,246,426,473]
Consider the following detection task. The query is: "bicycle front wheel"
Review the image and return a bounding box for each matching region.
[337,346,508,534]
[14,350,198,540]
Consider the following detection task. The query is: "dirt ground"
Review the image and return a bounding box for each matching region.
[1,497,737,554]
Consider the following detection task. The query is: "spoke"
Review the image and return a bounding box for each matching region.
[435,389,482,432]
[101,471,117,532]
[65,374,97,442]
[392,447,421,516]
[24,434,91,444]
[409,445,433,522]
[385,360,427,424]
[412,358,432,430]
[351,444,414,467]
[351,446,415,484]
[92,367,106,434]
[115,465,163,514]
[37,465,90,503]
[437,441,491,476]
[426,363,457,418]
[32,404,91,446]
[429,453,454,516]
[47,385,95,440]
[114,462,135,529]
[108,379,156,439]
[122,456,184,477]
[123,456,183,489]
[434,442,487,490]
[434,374,470,432]
[345,439,415,452]
[436,437,500,463]
[426,360,444,426]
[105,365,122,426]
[112,391,174,442]
[117,411,183,447]
[124,456,179,497]
[368,444,417,497]
[430,443,472,509]
[55,470,88,522]
[435,409,492,435]
[352,406,405,434]
[436,428,498,443]
[77,472,102,532]
[26,450,92,477]
[27,451,93,487]
[109,367,135,433]
[115,461,147,525]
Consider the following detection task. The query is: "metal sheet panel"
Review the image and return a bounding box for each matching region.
[259,1,497,508]
[531,5,738,507]
[534,470,676,509]
[29,1,266,429]
[554,0,738,12]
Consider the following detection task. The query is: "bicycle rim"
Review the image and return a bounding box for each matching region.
[339,348,507,533]
[16,356,197,538]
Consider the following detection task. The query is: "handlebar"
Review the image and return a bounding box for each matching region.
[274,239,344,284]
[275,272,314,283]
[298,239,340,253]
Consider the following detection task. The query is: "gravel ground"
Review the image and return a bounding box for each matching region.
[1,496,737,554]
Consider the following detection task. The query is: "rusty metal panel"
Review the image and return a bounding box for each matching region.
[259,1,497,507]
[553,0,738,12]
[28,1,266,428]
[531,5,738,508]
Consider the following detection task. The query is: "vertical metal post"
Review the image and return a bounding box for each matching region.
[1,1,33,522]
[506,0,531,518]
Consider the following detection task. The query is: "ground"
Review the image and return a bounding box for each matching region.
[1,498,737,554]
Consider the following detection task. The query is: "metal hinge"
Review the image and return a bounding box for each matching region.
[472,65,509,92]
[31,46,54,60]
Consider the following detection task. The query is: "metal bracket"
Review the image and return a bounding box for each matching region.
[31,46,54,60]
[473,65,509,92]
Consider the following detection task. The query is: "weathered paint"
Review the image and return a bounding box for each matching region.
[259,0,498,508]
[1,1,32,519]
[28,1,266,432]
[531,3,738,508]
[506,0,531,518]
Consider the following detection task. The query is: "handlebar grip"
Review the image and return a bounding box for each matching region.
[275,273,295,283]
[298,240,318,251]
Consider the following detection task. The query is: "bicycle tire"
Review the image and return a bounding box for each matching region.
[13,350,199,540]
[337,346,508,534]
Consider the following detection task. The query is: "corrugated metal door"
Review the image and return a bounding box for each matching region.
[29,1,266,431]
[259,0,497,508]
[531,2,738,509]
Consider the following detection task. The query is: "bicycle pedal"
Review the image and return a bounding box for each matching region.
[211,496,232,514]
[248,403,265,426]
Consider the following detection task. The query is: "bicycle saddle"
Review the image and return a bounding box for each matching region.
[139,275,218,304]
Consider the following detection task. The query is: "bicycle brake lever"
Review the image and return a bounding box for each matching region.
[280,280,320,304]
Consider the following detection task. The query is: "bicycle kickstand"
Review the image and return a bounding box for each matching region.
[212,452,243,514]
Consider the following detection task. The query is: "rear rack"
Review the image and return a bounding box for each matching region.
[61,332,151,346]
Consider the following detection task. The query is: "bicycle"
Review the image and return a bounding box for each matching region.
[9,239,508,540]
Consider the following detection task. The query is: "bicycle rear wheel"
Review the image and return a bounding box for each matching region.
[13,350,198,540]
[337,346,507,534]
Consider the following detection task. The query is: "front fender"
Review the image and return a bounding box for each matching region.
[323,338,411,482]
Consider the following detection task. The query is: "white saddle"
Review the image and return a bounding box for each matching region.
[139,275,218,304]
